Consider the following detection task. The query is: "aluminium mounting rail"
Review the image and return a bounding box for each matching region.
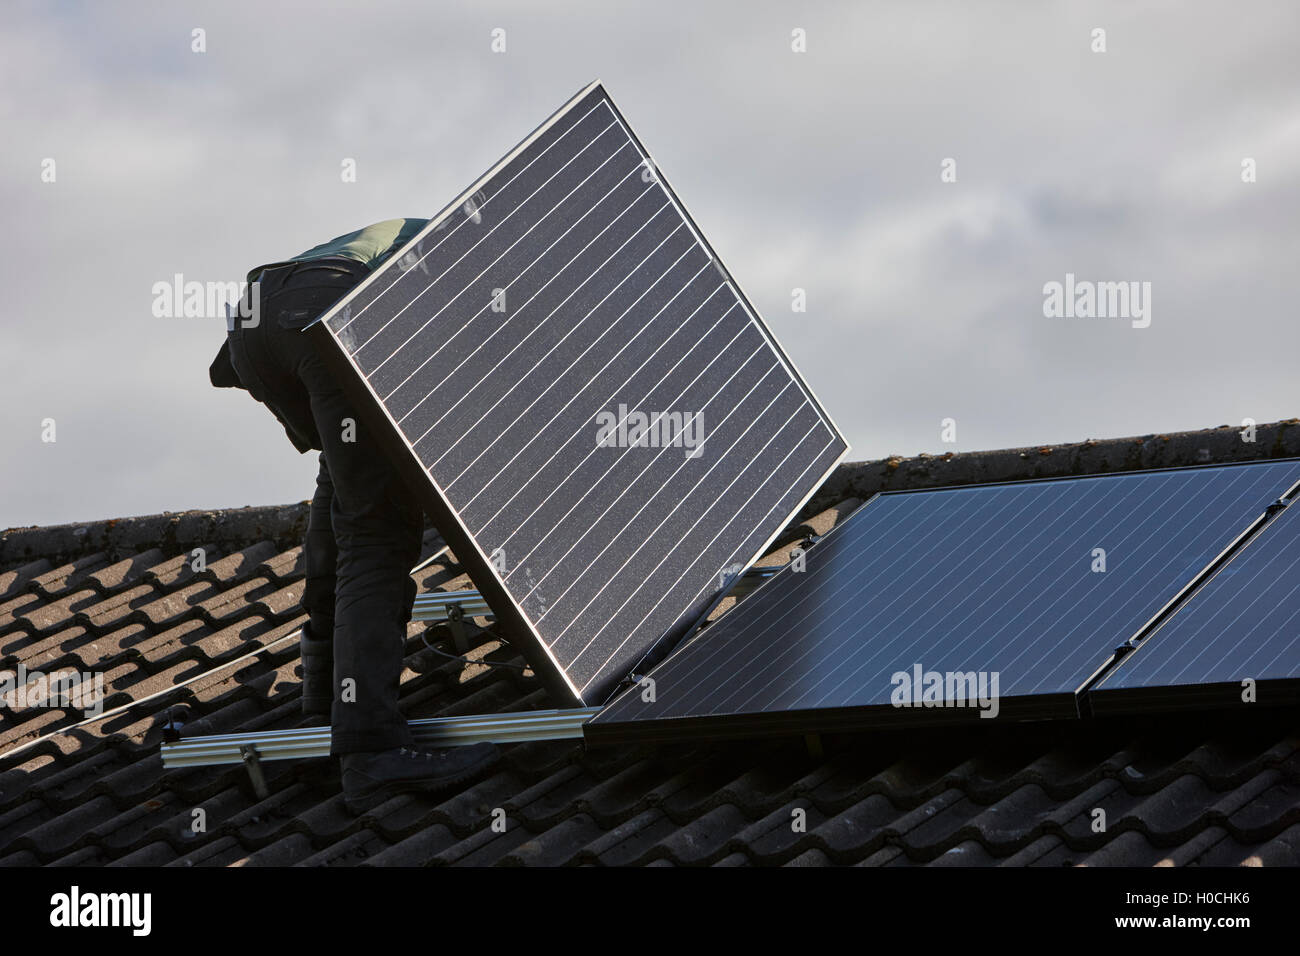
[410,565,779,622]
[161,708,601,770]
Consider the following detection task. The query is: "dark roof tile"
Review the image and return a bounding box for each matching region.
[1223,774,1300,840]
[856,845,906,866]
[166,834,248,867]
[50,845,113,866]
[1237,822,1300,866]
[779,847,833,866]
[113,839,195,867]
[361,824,460,867]
[579,808,678,866]
[500,812,608,866]
[28,554,115,599]
[1079,830,1172,867]
[734,798,834,861]
[1003,834,1073,867]
[928,840,1002,867]
[651,803,755,864]
[85,550,168,592]
[0,848,41,867]
[0,560,54,600]
[430,815,532,866]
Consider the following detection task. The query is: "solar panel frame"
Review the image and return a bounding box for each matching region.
[1089,488,1300,716]
[302,80,849,706]
[585,459,1300,744]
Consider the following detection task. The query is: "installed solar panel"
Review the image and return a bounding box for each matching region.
[586,461,1300,743]
[1091,493,1300,714]
[306,81,848,706]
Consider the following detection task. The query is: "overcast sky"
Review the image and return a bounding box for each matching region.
[3,0,1297,529]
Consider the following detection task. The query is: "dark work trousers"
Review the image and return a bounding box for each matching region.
[225,258,423,755]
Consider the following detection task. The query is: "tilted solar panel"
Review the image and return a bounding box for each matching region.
[586,460,1300,743]
[306,81,848,706]
[1091,492,1300,714]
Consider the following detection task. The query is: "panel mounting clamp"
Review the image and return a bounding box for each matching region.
[239,744,269,799]
[607,672,646,703]
[1112,636,1140,660]
[445,601,470,654]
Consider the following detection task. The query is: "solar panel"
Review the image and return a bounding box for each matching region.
[1090,492,1300,714]
[305,80,848,706]
[586,460,1300,743]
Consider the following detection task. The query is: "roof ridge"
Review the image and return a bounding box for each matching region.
[0,503,313,574]
[7,419,1299,573]
[810,418,1300,515]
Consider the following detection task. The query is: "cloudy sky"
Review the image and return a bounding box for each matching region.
[3,0,1297,529]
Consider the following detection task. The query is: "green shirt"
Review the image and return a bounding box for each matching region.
[245,218,430,283]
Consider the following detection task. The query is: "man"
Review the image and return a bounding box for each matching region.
[210,219,497,814]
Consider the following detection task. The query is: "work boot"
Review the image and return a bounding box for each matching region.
[340,742,499,814]
[299,622,334,717]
